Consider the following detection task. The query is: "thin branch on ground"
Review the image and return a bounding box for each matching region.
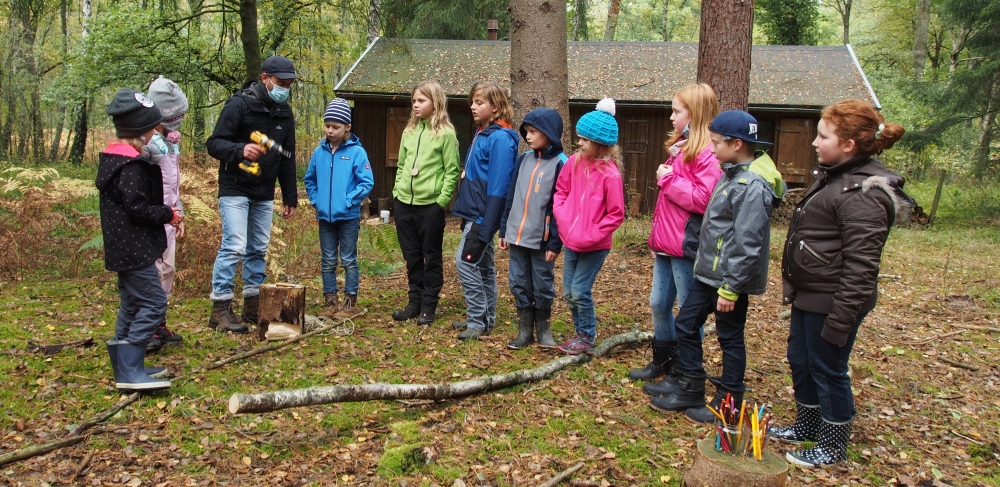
[538,462,585,487]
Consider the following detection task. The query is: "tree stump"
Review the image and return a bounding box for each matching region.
[256,283,306,341]
[684,438,787,487]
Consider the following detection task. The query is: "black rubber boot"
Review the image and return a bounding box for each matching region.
[115,342,171,391]
[534,307,557,348]
[629,339,677,381]
[685,387,743,424]
[508,308,536,350]
[392,302,420,321]
[770,403,822,443]
[209,300,248,334]
[785,420,852,467]
[649,374,706,413]
[242,295,260,324]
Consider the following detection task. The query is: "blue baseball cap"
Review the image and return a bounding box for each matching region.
[709,110,772,146]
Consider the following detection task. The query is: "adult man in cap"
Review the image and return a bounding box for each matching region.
[206,55,300,333]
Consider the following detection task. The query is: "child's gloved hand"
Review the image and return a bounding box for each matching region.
[461,224,487,263]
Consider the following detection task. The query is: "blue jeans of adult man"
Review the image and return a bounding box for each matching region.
[455,221,497,332]
[650,254,695,341]
[787,307,866,424]
[562,248,610,342]
[674,279,750,392]
[115,263,167,345]
[319,218,361,295]
[508,245,556,310]
[211,196,274,301]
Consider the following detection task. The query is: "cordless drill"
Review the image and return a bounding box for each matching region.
[239,131,292,175]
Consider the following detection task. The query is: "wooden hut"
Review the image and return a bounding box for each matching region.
[334,38,880,215]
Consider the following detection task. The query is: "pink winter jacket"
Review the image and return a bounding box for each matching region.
[648,145,722,259]
[553,154,625,253]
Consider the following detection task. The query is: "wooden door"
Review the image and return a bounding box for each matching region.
[386,107,410,168]
[775,118,815,185]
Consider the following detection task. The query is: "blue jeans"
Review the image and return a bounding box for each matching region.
[650,254,695,341]
[787,307,866,424]
[211,196,274,301]
[562,248,610,342]
[319,219,361,295]
[674,279,750,392]
[455,221,497,331]
[508,245,556,310]
[115,263,167,345]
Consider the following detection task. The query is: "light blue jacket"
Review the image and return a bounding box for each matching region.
[304,134,374,222]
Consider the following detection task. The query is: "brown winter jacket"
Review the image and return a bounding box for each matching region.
[781,156,913,346]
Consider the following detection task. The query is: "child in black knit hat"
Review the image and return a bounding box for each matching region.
[97,88,184,391]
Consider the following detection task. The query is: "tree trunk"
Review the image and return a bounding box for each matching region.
[831,0,852,45]
[604,0,622,41]
[573,0,589,41]
[946,25,969,87]
[913,0,931,81]
[49,0,69,162]
[256,283,307,341]
[697,0,754,111]
[974,77,998,179]
[367,0,381,45]
[229,331,653,414]
[240,0,262,84]
[49,107,67,162]
[683,438,788,487]
[510,0,570,149]
[68,99,88,166]
[661,0,670,42]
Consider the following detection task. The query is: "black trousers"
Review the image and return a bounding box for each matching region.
[674,279,750,392]
[394,199,446,310]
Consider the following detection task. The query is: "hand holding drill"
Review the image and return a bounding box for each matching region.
[239,131,292,175]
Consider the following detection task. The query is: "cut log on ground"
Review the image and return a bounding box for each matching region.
[684,438,787,487]
[228,331,653,415]
[256,283,306,341]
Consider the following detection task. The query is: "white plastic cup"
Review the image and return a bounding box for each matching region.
[380,210,390,224]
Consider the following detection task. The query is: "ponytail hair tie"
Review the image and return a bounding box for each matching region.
[874,123,885,140]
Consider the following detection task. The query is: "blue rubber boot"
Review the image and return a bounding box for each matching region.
[115,342,170,391]
[107,340,167,379]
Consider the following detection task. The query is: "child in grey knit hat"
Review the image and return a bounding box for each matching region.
[144,76,190,350]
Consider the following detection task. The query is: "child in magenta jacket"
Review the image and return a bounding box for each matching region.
[552,98,625,355]
[632,83,722,392]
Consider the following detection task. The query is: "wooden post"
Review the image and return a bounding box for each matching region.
[256,283,306,341]
[928,169,946,227]
[684,438,787,487]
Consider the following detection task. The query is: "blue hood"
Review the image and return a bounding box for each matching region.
[519,108,564,158]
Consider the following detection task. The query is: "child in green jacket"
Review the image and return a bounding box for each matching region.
[391,81,461,325]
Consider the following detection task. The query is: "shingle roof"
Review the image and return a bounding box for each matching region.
[335,39,878,109]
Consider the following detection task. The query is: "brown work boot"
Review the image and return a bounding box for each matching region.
[318,293,339,319]
[209,300,248,334]
[333,293,357,319]
[242,295,260,324]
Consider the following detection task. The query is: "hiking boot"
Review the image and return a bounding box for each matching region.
[392,302,420,321]
[770,403,822,443]
[242,295,260,324]
[452,321,468,330]
[145,336,163,353]
[209,300,248,334]
[686,387,743,424]
[556,332,595,355]
[785,420,852,467]
[153,322,183,343]
[318,293,339,319]
[629,339,677,381]
[508,308,535,350]
[334,293,357,319]
[458,327,485,341]
[649,374,706,413]
[643,369,683,397]
[534,307,557,348]
[416,308,436,325]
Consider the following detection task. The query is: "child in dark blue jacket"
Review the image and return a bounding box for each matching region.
[498,108,565,350]
[452,81,519,340]
[304,98,374,319]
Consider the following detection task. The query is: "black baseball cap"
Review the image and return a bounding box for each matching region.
[709,110,773,146]
[261,56,298,79]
